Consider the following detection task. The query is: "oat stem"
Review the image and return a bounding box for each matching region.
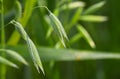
[0,0,6,79]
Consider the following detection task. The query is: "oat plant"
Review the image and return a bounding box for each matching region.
[46,1,107,48]
[1,0,69,76]
[0,0,46,78]
[10,20,44,74]
[1,0,120,79]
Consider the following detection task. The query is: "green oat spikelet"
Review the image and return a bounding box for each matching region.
[45,7,69,47]
[26,37,44,74]
[10,20,28,40]
[33,6,69,47]
[10,20,44,74]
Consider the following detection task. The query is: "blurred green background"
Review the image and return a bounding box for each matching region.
[1,0,120,79]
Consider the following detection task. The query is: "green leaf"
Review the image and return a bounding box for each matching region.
[40,48,120,61]
[3,0,16,13]
[0,56,18,68]
[45,16,54,39]
[0,49,28,65]
[46,27,53,39]
[8,45,120,61]
[15,0,22,21]
[83,1,105,15]
[68,7,83,29]
[80,15,107,22]
[54,1,85,17]
[77,24,95,48]
[20,0,37,26]
[60,1,85,10]
[69,33,82,45]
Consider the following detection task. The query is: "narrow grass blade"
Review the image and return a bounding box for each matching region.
[39,48,120,61]
[10,20,44,74]
[46,27,53,39]
[77,24,95,48]
[60,1,85,10]
[83,1,105,15]
[68,7,83,30]
[20,0,37,26]
[69,33,82,45]
[48,10,69,47]
[15,1,22,21]
[0,49,28,65]
[45,16,54,39]
[67,1,85,9]
[80,15,107,22]
[26,37,44,74]
[0,56,18,68]
[9,45,120,61]
[55,41,63,48]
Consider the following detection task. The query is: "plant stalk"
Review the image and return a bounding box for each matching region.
[0,0,6,79]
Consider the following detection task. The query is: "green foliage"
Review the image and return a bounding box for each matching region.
[0,49,28,65]
[9,45,120,61]
[0,56,18,68]
[20,0,37,26]
[14,1,22,21]
[1,0,120,79]
[80,15,107,22]
[77,24,95,48]
[83,1,106,15]
[7,0,37,45]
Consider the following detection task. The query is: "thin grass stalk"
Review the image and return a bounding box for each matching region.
[0,0,6,79]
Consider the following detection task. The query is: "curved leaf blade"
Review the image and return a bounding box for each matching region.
[0,49,28,65]
[77,24,95,48]
[80,15,107,22]
[83,1,106,15]
[8,45,120,61]
[60,1,85,10]
[0,56,18,68]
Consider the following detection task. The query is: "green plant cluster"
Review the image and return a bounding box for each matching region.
[0,0,120,79]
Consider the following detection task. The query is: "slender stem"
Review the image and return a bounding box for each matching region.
[0,0,6,79]
[1,1,5,48]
